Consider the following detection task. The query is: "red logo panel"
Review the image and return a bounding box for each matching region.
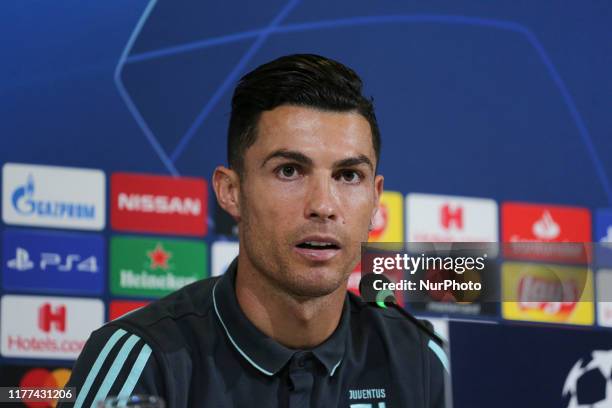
[38,304,66,333]
[109,300,149,321]
[111,173,207,236]
[440,204,463,230]
[502,202,591,242]
[502,202,591,263]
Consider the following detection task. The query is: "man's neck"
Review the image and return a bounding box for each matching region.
[234,258,346,350]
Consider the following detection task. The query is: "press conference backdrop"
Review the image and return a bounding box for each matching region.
[2,1,612,407]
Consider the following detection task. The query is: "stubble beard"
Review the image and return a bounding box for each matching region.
[238,194,352,300]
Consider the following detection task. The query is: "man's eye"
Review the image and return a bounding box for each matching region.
[277,165,300,179]
[339,170,362,184]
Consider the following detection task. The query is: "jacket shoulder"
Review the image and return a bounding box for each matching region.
[111,277,220,352]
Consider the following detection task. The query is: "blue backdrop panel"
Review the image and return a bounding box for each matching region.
[2,0,612,405]
[450,321,612,407]
[2,0,611,206]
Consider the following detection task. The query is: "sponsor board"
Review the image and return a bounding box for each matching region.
[501,202,591,263]
[596,269,612,327]
[110,236,207,298]
[211,241,238,277]
[501,262,594,325]
[2,229,104,295]
[2,163,105,230]
[0,295,104,359]
[108,300,149,321]
[405,193,498,243]
[368,191,403,243]
[502,202,586,242]
[111,172,207,236]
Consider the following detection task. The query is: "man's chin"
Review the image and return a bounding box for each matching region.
[283,267,348,298]
[285,283,343,299]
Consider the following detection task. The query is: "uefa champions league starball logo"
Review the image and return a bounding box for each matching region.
[562,349,612,407]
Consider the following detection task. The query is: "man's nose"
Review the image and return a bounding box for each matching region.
[305,175,338,221]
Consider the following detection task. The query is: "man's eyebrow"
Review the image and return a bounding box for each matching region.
[333,155,374,172]
[261,149,314,168]
[261,150,374,172]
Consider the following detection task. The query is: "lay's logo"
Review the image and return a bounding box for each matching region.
[502,262,594,325]
[517,275,578,316]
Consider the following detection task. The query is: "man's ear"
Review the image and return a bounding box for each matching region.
[212,166,241,221]
[370,175,384,228]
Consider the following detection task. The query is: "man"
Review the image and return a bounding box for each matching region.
[61,54,447,407]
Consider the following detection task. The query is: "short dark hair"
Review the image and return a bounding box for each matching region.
[227,54,381,176]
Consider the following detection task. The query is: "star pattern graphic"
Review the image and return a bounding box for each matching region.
[147,243,172,270]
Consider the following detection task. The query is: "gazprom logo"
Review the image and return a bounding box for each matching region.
[11,174,95,219]
[2,163,105,230]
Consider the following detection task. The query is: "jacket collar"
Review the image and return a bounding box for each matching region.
[213,258,349,376]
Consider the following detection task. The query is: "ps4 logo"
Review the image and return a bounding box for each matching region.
[11,174,95,220]
[7,247,99,273]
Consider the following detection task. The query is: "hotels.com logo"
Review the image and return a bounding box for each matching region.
[440,204,463,230]
[1,295,103,359]
[38,304,66,333]
[111,172,207,236]
[517,275,578,316]
[406,193,498,243]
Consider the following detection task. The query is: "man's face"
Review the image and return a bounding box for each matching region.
[238,105,383,298]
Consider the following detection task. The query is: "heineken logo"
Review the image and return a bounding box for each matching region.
[119,270,197,291]
[147,243,172,270]
[110,236,207,298]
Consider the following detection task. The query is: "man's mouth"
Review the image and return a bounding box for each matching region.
[296,241,340,250]
[294,237,341,262]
